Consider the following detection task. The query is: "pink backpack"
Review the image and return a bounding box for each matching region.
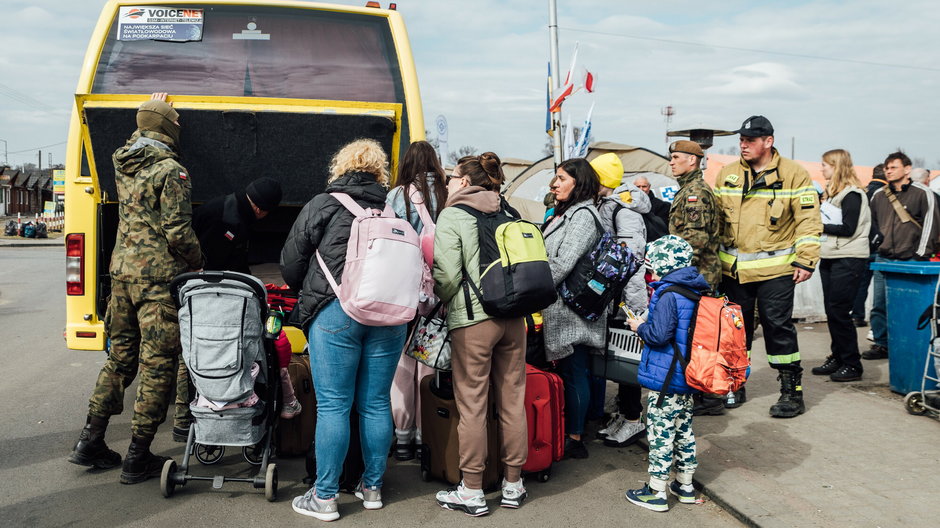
[406,186,439,316]
[408,186,436,268]
[316,193,423,326]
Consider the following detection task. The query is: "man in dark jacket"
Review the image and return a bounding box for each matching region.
[635,175,670,240]
[193,177,282,273]
[865,152,940,360]
[69,93,203,484]
[171,177,283,440]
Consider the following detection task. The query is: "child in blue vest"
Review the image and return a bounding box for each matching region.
[624,235,708,512]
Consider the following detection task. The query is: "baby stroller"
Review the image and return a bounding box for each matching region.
[905,275,940,419]
[161,271,280,501]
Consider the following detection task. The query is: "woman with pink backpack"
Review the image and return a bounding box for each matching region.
[282,139,418,522]
[386,140,448,460]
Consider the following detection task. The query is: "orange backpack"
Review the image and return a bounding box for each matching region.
[660,286,749,400]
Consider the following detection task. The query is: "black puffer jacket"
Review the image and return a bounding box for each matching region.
[280,172,388,329]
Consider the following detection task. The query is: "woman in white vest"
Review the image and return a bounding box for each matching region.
[811,149,871,382]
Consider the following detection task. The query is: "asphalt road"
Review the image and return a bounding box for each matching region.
[0,247,742,528]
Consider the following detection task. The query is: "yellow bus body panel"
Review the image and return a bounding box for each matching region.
[66,0,422,351]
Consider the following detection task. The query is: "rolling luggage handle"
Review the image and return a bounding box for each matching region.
[530,397,551,449]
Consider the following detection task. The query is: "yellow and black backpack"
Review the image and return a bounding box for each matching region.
[455,202,557,319]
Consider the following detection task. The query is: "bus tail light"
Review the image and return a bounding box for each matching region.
[389,3,397,9]
[365,1,380,7]
[66,233,85,296]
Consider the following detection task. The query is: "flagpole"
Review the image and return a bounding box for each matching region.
[548,0,563,168]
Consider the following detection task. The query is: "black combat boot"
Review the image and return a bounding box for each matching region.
[68,416,122,469]
[769,369,805,418]
[692,394,725,416]
[120,436,170,484]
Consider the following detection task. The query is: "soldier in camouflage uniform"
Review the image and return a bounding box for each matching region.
[68,93,203,485]
[667,140,721,290]
[624,236,706,512]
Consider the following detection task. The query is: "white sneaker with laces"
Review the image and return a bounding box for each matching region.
[500,478,527,509]
[436,481,488,516]
[280,399,302,419]
[603,419,646,447]
[596,413,624,439]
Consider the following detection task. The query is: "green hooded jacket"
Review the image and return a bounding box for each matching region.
[109,129,203,283]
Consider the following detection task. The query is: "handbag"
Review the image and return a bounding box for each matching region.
[403,301,451,370]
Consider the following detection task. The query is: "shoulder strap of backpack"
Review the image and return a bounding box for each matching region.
[407,185,435,229]
[654,285,702,407]
[611,203,625,236]
[330,192,369,219]
[883,186,923,229]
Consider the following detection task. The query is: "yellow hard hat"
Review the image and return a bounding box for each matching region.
[590,153,624,189]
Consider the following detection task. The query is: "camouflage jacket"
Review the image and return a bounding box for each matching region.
[668,169,721,288]
[109,130,203,283]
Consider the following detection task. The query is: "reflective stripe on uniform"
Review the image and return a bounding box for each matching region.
[795,236,820,247]
[768,352,801,364]
[713,185,818,199]
[718,245,796,269]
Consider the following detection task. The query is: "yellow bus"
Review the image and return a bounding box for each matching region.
[65,0,424,351]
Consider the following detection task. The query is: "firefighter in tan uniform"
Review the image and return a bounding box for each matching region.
[715,116,822,418]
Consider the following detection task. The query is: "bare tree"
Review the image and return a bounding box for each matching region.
[448,145,479,165]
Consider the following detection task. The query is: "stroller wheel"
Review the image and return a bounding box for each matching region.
[265,464,278,502]
[194,443,225,465]
[905,392,927,415]
[243,443,264,466]
[160,460,178,498]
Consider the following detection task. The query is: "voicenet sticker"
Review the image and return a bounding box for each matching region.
[118,6,204,42]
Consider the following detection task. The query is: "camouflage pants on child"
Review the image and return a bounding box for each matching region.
[645,391,697,490]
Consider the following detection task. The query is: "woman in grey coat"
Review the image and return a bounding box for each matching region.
[542,158,606,459]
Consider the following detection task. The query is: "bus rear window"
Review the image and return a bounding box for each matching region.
[92,5,401,103]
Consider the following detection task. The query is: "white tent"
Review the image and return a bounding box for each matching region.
[503,141,672,224]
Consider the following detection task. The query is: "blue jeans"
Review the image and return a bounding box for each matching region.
[558,345,592,436]
[307,299,405,499]
[871,256,888,347]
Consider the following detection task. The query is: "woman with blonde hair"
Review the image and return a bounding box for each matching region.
[281,138,403,521]
[812,148,870,382]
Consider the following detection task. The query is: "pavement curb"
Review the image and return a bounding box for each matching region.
[635,436,760,527]
[0,242,64,248]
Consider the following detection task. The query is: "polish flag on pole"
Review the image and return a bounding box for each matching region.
[549,43,596,113]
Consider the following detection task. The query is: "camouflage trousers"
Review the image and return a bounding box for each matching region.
[645,391,697,487]
[88,279,180,441]
[174,358,192,428]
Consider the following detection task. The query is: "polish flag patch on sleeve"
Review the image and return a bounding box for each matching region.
[179,172,188,180]
[224,231,235,240]
[687,195,698,202]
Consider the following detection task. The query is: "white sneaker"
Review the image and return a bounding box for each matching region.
[436,481,488,516]
[500,478,527,509]
[280,399,302,419]
[596,413,625,439]
[603,419,645,447]
[354,480,383,510]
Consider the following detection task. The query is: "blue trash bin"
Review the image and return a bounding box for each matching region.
[870,260,940,394]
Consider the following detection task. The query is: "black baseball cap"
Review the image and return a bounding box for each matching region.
[734,115,774,137]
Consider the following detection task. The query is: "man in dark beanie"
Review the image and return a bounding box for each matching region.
[69,92,203,484]
[171,177,283,440]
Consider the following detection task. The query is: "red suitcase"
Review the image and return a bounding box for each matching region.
[522,364,565,482]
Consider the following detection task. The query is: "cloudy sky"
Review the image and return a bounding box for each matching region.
[2,0,939,169]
